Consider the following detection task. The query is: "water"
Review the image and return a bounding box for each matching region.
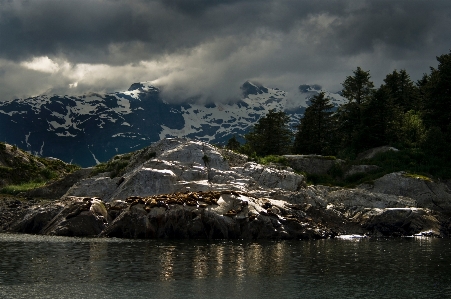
[1,234,450,299]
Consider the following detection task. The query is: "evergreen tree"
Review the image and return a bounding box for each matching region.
[423,51,451,134]
[337,67,375,152]
[342,67,375,106]
[383,69,421,112]
[244,109,293,156]
[293,92,335,155]
[225,135,241,151]
[359,87,396,148]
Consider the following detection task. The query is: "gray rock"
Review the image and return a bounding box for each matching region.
[66,139,306,201]
[359,172,451,214]
[64,175,120,200]
[110,168,177,201]
[239,162,304,191]
[344,165,380,178]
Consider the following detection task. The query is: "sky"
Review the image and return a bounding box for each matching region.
[0,0,450,103]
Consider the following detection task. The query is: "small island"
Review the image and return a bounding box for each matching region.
[1,137,450,239]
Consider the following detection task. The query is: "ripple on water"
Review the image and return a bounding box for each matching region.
[1,234,451,299]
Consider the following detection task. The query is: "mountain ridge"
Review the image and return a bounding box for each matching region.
[0,81,345,167]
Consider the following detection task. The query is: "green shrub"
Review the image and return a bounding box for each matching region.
[259,155,288,166]
[91,156,130,178]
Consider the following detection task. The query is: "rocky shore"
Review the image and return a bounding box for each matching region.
[1,138,451,239]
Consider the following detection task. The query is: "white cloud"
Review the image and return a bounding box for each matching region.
[20,56,62,74]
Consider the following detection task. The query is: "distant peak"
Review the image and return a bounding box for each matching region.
[299,84,322,93]
[241,81,269,97]
[128,82,159,92]
[128,83,144,91]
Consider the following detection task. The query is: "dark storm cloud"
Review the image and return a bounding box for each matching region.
[0,0,450,101]
[0,0,344,63]
[1,0,448,63]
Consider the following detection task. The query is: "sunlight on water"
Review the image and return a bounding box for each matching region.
[1,233,451,298]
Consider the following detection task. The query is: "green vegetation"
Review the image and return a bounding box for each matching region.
[293,92,336,155]
[0,142,80,195]
[0,182,47,195]
[257,155,288,166]
[302,148,446,187]
[402,172,432,182]
[225,50,451,184]
[91,152,134,178]
[242,109,293,157]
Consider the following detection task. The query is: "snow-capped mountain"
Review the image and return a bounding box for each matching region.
[0,81,345,167]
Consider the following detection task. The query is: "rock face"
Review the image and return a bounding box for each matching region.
[283,155,344,175]
[65,138,305,201]
[359,172,451,215]
[2,138,450,239]
[24,168,94,199]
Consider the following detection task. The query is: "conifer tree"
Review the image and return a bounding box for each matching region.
[244,109,293,156]
[293,92,335,155]
[383,69,421,112]
[342,67,375,106]
[225,135,241,151]
[359,87,395,148]
[337,67,375,152]
[423,51,451,134]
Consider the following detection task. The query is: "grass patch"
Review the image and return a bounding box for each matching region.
[402,172,432,181]
[258,155,289,166]
[0,181,47,195]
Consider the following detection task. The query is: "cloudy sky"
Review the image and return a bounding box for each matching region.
[0,0,450,102]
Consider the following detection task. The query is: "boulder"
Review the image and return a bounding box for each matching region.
[359,172,451,214]
[64,175,120,200]
[7,203,64,234]
[110,168,178,201]
[239,162,304,191]
[358,208,441,237]
[344,165,380,178]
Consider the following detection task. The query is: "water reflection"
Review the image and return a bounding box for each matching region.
[1,234,451,298]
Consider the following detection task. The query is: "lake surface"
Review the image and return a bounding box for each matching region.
[1,234,450,299]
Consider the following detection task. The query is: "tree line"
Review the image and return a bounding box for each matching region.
[227,50,451,168]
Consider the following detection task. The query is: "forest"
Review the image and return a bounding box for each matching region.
[227,50,451,183]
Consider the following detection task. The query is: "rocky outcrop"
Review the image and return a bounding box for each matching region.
[5,187,444,239]
[64,139,305,201]
[283,155,344,175]
[2,138,450,239]
[359,172,451,215]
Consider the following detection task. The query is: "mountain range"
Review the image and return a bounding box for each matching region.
[0,81,345,167]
